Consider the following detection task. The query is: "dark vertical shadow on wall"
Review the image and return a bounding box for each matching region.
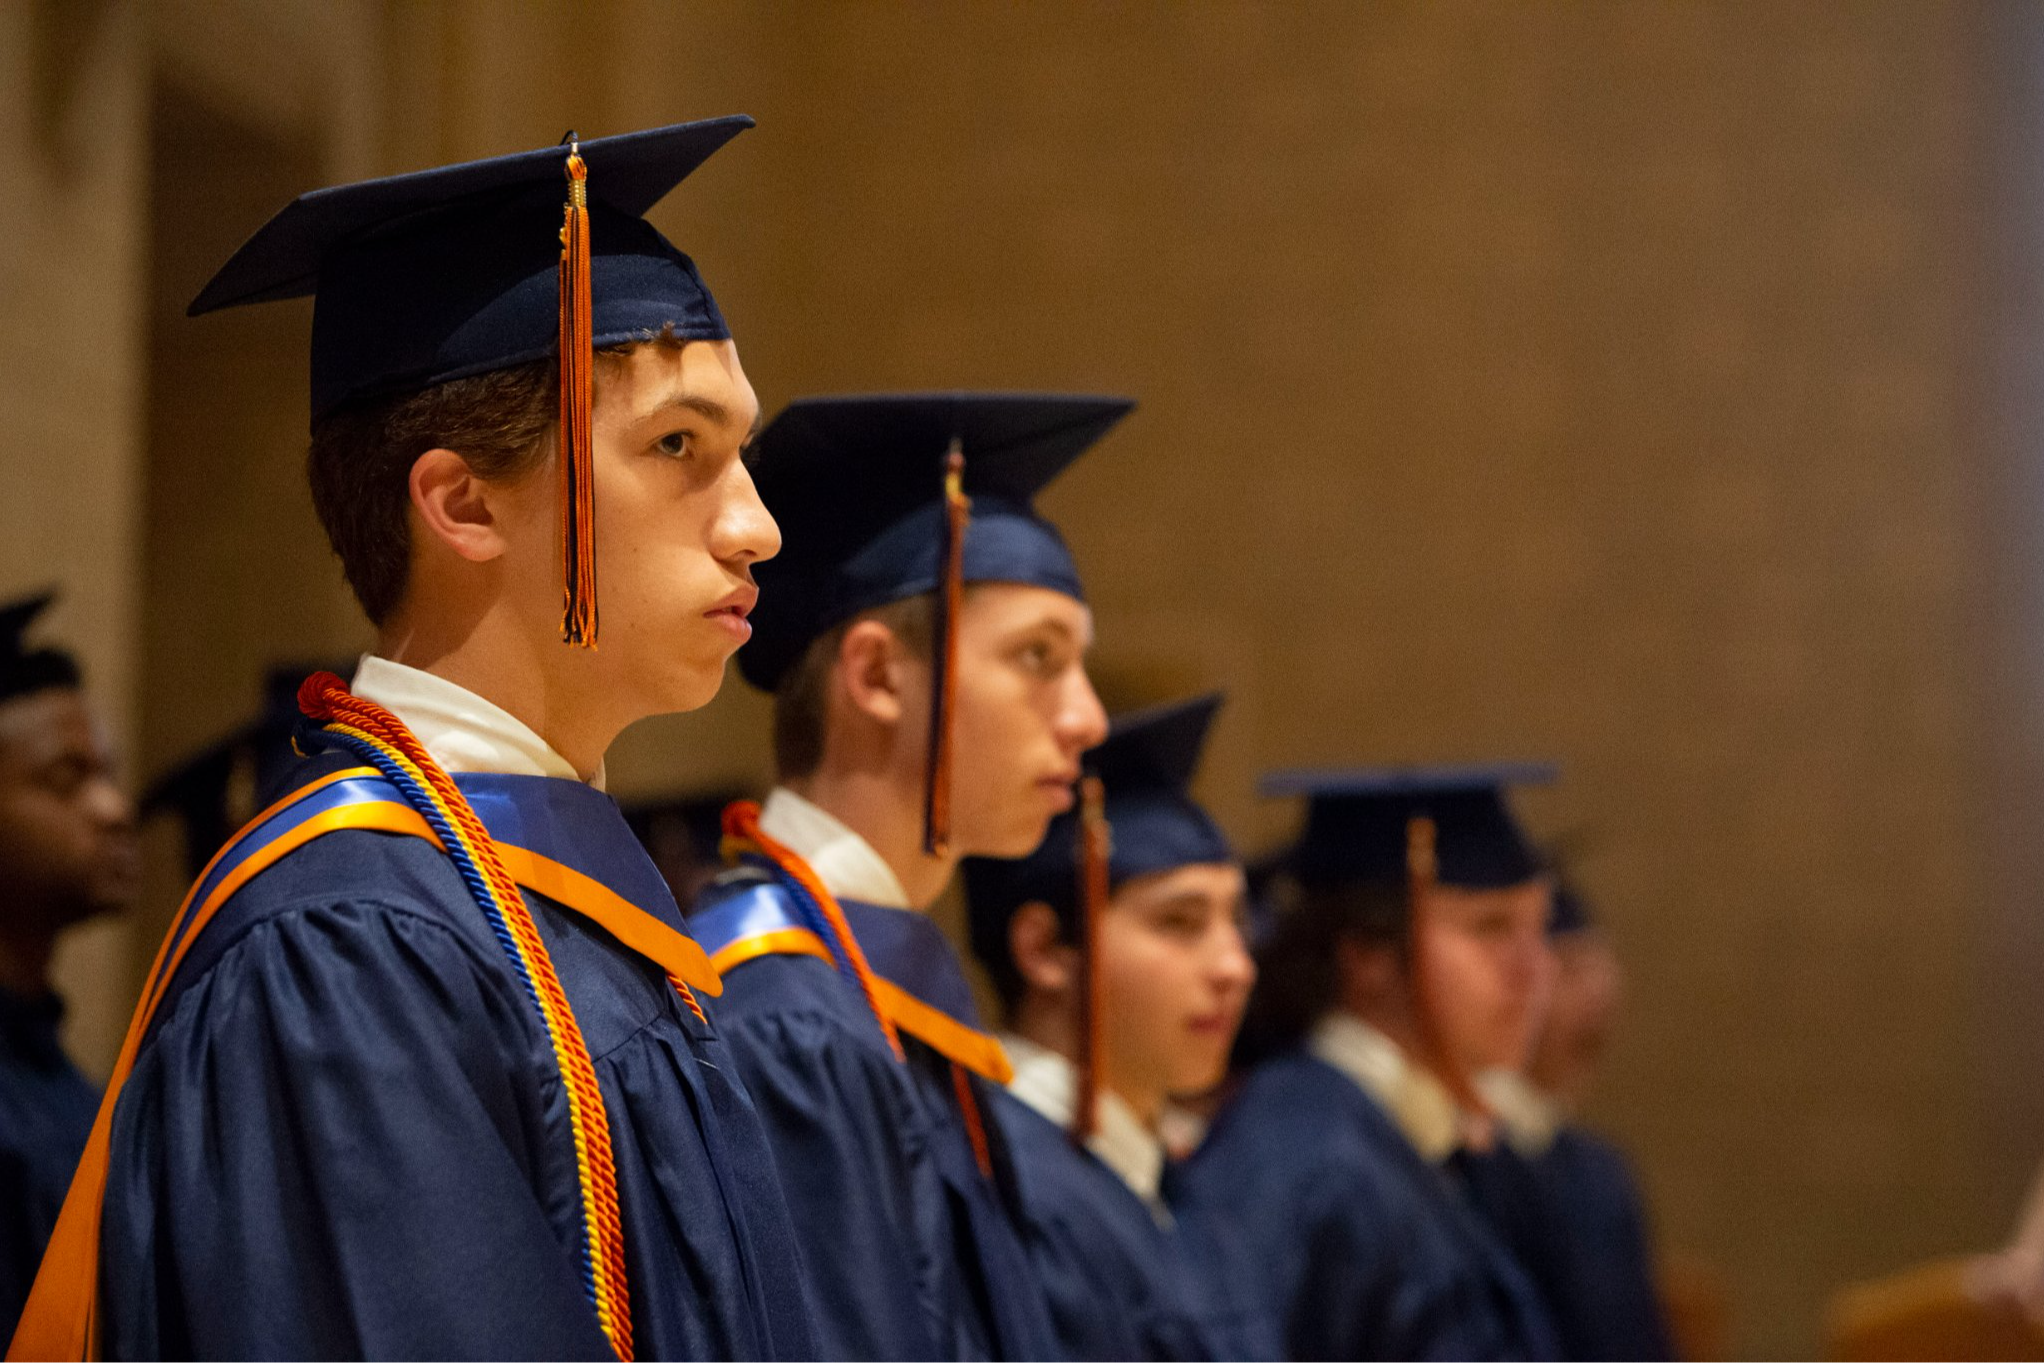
[1972,0,2044,1217]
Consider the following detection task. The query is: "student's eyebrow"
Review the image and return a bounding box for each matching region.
[650,392,755,435]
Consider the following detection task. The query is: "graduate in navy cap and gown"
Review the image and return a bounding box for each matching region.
[1467,879,1676,1361]
[961,694,1279,1360]
[1189,766,1562,1361]
[12,122,817,1361]
[687,392,1124,1359]
[0,593,139,1343]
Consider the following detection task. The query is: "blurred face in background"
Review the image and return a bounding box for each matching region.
[0,688,140,947]
[898,584,1109,859]
[1526,930,1624,1107]
[1099,861,1258,1109]
[1414,878,1556,1075]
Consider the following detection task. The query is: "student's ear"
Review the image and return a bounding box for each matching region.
[836,618,913,727]
[1009,901,1075,995]
[409,447,508,562]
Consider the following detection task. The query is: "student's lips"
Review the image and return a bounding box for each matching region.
[1038,775,1079,811]
[705,588,757,640]
[1185,1011,1237,1038]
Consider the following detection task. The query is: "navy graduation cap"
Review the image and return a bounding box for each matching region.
[964,692,1232,943]
[191,116,754,647]
[743,391,1133,852]
[1262,762,1557,892]
[0,589,80,704]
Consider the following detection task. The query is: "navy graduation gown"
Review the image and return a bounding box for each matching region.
[690,873,1059,1361]
[1457,1130,1675,1361]
[1186,1050,1557,1361]
[99,763,815,1360]
[0,989,98,1341]
[989,1087,1279,1361]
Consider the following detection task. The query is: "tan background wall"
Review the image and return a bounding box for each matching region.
[2,2,2039,1355]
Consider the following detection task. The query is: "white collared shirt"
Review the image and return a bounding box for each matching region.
[350,655,605,788]
[1308,1012,1463,1164]
[1001,1033,1172,1226]
[756,786,911,908]
[1476,1068,1565,1158]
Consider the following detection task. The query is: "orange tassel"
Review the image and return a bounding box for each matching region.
[1072,775,1110,1143]
[1405,814,1493,1126]
[952,1060,995,1179]
[558,142,598,647]
[922,440,970,855]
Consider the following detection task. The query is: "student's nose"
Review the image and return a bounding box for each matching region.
[715,458,781,567]
[1058,667,1109,755]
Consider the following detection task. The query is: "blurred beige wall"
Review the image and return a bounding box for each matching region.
[4,1,2041,1355]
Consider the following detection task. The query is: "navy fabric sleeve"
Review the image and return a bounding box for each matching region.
[100,898,612,1361]
[713,1004,954,1361]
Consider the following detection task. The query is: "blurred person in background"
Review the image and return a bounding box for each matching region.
[1468,875,1677,1361]
[962,694,1278,1360]
[623,786,752,907]
[0,591,139,1341]
[1189,766,1560,1360]
[687,393,1124,1360]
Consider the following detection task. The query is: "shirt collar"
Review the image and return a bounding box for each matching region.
[757,786,910,909]
[1001,1033,1171,1224]
[350,655,604,789]
[1476,1068,1565,1157]
[1309,1012,1463,1163]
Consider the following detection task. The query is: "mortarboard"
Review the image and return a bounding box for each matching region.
[963,692,1230,1140]
[742,392,1133,853]
[190,117,754,647]
[1261,762,1557,892]
[0,589,81,704]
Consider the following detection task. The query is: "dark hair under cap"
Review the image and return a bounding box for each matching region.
[0,591,82,705]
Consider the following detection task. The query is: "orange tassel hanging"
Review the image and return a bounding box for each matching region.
[1072,774,1111,1143]
[1405,814,1493,1128]
[558,140,598,648]
[922,440,970,855]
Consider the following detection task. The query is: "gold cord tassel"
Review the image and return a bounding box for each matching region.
[1072,774,1111,1143]
[558,142,598,647]
[922,440,969,855]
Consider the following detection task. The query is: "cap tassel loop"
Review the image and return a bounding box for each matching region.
[1072,775,1110,1143]
[1405,815,1494,1140]
[558,142,598,648]
[922,440,970,855]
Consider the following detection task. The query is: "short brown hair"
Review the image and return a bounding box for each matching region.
[771,594,933,779]
[307,336,685,625]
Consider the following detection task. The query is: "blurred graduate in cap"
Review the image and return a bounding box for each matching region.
[0,593,139,1343]
[1466,875,1676,1361]
[139,662,349,878]
[961,693,1279,1360]
[687,392,1123,1359]
[12,122,817,1361]
[1188,766,1562,1361]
